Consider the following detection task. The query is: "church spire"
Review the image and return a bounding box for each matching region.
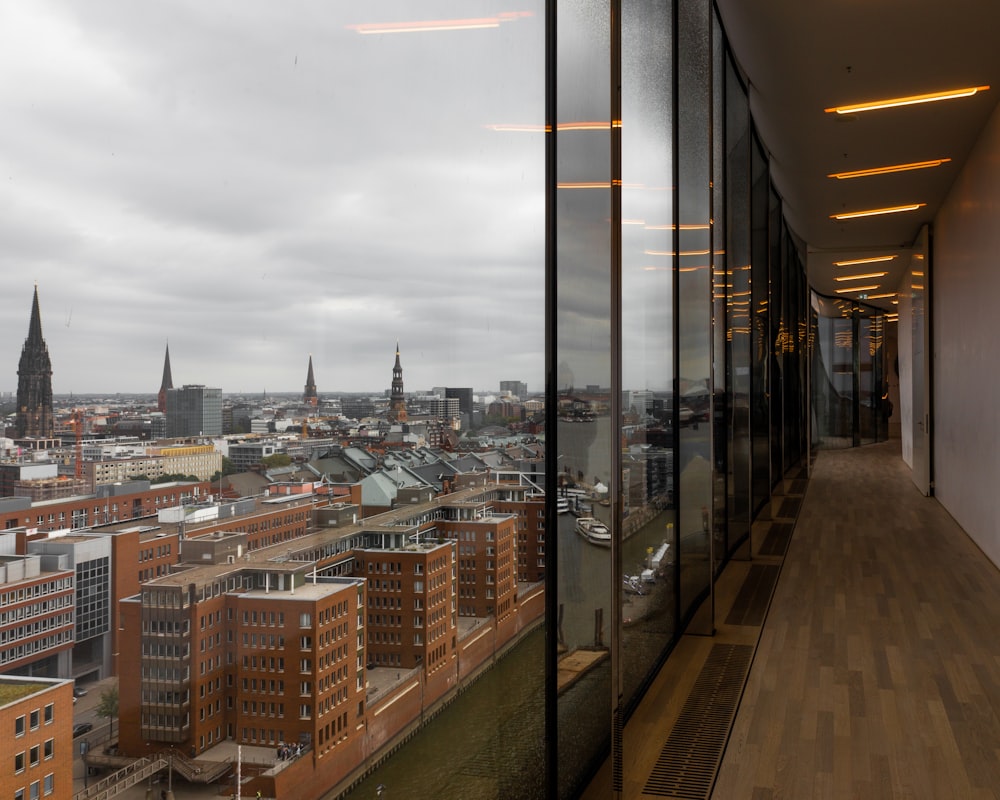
[304,354,318,406]
[157,343,173,413]
[15,285,54,439]
[389,341,407,422]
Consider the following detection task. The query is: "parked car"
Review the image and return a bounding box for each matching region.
[73,687,88,698]
[72,722,93,738]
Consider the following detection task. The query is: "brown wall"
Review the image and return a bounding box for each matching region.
[0,681,74,800]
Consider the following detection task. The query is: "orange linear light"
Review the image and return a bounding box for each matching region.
[834,272,889,282]
[645,223,710,231]
[644,249,711,257]
[865,293,898,300]
[834,285,880,294]
[831,203,925,220]
[825,85,989,114]
[827,159,951,179]
[833,255,897,267]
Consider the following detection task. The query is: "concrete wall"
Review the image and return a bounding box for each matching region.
[933,99,1000,569]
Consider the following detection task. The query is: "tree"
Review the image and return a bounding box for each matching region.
[97,682,119,739]
[261,453,292,469]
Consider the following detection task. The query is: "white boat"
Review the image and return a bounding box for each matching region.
[576,517,611,546]
[557,498,571,514]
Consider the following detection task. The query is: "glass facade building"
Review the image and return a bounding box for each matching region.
[352,1,818,797]
[18,0,1000,797]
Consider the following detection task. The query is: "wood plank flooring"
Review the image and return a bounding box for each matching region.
[714,442,1000,799]
[583,442,1000,799]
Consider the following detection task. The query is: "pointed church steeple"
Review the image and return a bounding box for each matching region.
[15,286,54,439]
[304,354,318,406]
[389,341,407,422]
[157,343,173,413]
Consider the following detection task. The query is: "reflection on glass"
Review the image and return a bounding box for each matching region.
[620,0,677,707]
[555,0,614,796]
[676,0,713,628]
[811,294,888,450]
[750,134,771,516]
[725,56,752,553]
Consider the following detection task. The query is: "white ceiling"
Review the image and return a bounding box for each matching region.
[715,0,1000,308]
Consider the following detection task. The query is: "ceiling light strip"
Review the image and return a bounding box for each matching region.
[831,203,925,220]
[834,285,880,294]
[833,255,897,267]
[827,159,951,179]
[825,85,990,114]
[834,272,889,282]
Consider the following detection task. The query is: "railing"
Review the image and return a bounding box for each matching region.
[73,756,165,800]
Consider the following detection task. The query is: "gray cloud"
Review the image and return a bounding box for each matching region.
[0,0,545,395]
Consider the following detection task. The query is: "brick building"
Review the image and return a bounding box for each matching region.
[115,483,545,800]
[0,676,73,800]
[0,554,75,677]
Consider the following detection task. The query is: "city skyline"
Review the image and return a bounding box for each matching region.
[0,1,546,395]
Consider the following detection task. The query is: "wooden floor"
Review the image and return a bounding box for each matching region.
[585,441,1000,799]
[716,442,1000,799]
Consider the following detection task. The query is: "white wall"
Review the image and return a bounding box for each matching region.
[933,99,1000,569]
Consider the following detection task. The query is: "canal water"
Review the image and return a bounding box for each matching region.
[342,627,546,800]
[343,416,712,799]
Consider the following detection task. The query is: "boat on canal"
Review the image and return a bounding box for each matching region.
[575,516,611,547]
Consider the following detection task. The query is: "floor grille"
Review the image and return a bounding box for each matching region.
[758,521,795,557]
[725,564,780,627]
[786,478,808,496]
[642,643,754,798]
[776,495,801,519]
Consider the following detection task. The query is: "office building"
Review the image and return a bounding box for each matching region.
[499,381,528,400]
[166,385,222,437]
[115,484,544,799]
[0,553,75,676]
[444,387,473,418]
[0,676,74,800]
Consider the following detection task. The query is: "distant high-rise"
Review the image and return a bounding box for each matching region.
[500,380,528,399]
[15,286,54,439]
[304,355,318,406]
[388,342,408,422]
[166,385,222,437]
[157,343,173,413]
[445,387,474,417]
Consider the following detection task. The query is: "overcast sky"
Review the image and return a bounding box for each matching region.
[0,1,545,396]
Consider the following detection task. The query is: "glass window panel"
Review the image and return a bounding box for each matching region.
[620,0,677,707]
[676,0,713,628]
[725,53,751,554]
[750,132,770,515]
[555,0,614,796]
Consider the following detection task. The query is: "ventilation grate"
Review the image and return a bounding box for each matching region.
[642,643,754,798]
[776,496,801,520]
[758,521,795,557]
[725,564,780,627]
[786,478,808,496]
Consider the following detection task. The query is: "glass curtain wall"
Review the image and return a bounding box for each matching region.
[724,50,752,556]
[811,293,890,449]
[552,1,813,794]
[768,185,783,487]
[710,10,729,572]
[554,0,616,796]
[749,133,770,517]
[620,0,677,709]
[676,0,714,633]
